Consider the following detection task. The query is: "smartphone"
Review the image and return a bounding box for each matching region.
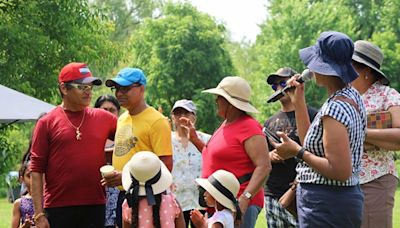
[263,127,282,144]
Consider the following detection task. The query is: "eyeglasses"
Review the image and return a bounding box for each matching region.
[110,84,141,93]
[271,81,287,91]
[66,83,93,92]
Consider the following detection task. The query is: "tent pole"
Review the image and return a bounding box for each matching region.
[0,120,20,130]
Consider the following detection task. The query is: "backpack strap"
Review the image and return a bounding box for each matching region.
[333,95,360,114]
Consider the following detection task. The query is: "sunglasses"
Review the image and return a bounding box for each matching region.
[110,84,141,93]
[271,81,287,91]
[66,83,93,92]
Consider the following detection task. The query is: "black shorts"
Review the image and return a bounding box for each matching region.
[45,204,105,228]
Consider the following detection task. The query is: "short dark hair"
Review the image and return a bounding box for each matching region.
[94,95,120,112]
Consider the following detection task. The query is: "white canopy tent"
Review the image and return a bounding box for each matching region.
[0,84,55,125]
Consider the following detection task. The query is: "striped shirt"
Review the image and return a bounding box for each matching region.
[296,87,366,186]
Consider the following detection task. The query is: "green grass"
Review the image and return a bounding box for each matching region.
[256,209,267,227]
[0,198,12,228]
[394,186,400,228]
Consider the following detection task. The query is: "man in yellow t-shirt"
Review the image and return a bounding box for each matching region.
[103,67,172,227]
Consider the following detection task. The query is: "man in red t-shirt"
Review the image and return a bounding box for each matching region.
[30,62,117,228]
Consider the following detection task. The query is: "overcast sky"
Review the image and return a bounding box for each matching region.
[183,0,269,42]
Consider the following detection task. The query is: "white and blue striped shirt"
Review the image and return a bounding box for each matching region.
[296,87,366,186]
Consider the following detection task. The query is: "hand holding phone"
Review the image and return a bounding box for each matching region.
[263,127,282,144]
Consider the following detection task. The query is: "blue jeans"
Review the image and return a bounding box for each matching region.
[240,205,262,228]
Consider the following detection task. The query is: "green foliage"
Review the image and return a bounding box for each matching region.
[128,2,235,133]
[357,0,400,91]
[0,124,30,189]
[0,0,121,102]
[252,0,358,116]
[243,0,400,121]
[0,0,122,180]
[91,0,163,41]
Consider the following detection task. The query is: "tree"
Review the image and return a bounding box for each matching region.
[251,0,400,121]
[127,2,235,132]
[252,0,358,120]
[0,0,122,186]
[345,0,400,90]
[225,39,278,122]
[0,0,121,103]
[0,125,31,190]
[91,0,163,41]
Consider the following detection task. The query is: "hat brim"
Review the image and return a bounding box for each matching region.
[73,77,102,86]
[266,75,291,84]
[195,178,236,212]
[299,45,359,84]
[171,105,196,114]
[121,160,172,196]
[202,88,259,113]
[105,77,133,87]
[352,55,390,85]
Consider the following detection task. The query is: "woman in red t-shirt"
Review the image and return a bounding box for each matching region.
[201,76,271,228]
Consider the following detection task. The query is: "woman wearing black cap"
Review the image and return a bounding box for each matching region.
[351,40,400,228]
[271,31,366,227]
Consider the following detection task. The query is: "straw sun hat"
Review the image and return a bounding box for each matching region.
[122,151,172,205]
[352,40,389,85]
[202,76,259,113]
[195,170,240,212]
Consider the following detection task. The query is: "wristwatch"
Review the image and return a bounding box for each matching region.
[296,147,306,161]
[242,191,252,200]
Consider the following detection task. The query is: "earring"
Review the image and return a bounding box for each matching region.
[365,74,368,80]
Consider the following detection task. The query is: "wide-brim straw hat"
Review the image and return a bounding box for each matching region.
[202,76,259,113]
[299,31,358,84]
[352,40,389,85]
[121,151,172,196]
[195,170,240,212]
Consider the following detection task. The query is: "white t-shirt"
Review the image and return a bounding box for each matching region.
[208,209,234,228]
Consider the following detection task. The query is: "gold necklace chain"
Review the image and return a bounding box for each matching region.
[61,106,86,140]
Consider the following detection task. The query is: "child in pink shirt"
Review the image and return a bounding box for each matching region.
[121,151,185,228]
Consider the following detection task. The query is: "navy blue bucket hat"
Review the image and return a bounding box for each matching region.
[299,31,358,83]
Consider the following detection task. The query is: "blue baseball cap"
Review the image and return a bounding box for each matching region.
[299,31,358,84]
[105,68,147,87]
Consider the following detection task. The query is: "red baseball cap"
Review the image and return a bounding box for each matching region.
[58,62,102,85]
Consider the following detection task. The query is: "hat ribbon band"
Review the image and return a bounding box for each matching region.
[354,51,381,69]
[208,176,242,220]
[125,169,162,207]
[220,88,249,103]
